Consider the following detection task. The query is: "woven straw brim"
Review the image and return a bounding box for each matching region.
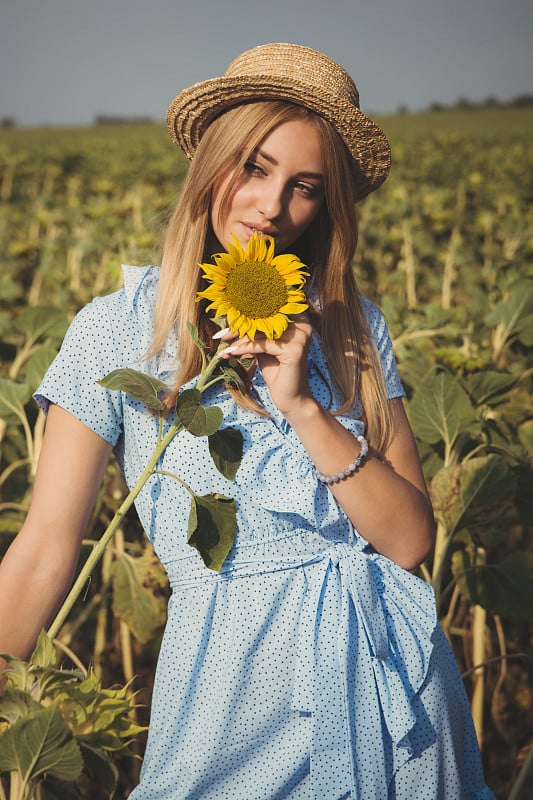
[166,76,391,200]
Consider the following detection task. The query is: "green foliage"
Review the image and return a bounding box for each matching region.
[111,545,169,644]
[98,368,168,411]
[452,550,533,620]
[0,379,32,424]
[188,493,238,572]
[431,455,515,545]
[175,388,224,436]
[208,428,244,481]
[0,632,145,799]
[407,369,480,460]
[0,705,84,791]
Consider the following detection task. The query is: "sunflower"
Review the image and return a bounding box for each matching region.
[196,233,309,340]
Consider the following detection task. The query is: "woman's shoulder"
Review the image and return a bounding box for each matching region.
[359,296,405,398]
[90,265,159,316]
[78,265,160,332]
[121,264,160,311]
[359,295,387,326]
[358,295,393,345]
[56,265,161,368]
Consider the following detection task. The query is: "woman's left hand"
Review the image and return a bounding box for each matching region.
[218,317,314,414]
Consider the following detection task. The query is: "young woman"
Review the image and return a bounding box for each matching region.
[0,43,494,799]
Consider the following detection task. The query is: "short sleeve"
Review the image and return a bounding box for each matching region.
[34,296,124,445]
[361,298,405,399]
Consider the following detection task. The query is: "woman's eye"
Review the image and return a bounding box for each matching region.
[244,161,264,175]
[295,182,319,198]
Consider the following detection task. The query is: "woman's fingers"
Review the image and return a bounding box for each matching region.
[218,335,258,358]
[212,326,231,340]
[217,319,312,359]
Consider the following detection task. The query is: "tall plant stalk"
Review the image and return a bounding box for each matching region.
[470,548,487,750]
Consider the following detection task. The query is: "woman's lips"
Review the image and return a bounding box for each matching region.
[241,222,279,240]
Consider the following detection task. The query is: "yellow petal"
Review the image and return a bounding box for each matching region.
[266,236,275,261]
[268,314,289,339]
[228,233,244,261]
[279,301,309,314]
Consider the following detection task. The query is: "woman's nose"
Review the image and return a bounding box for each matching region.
[257,182,284,221]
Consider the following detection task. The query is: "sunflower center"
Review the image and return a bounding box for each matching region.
[225,260,288,318]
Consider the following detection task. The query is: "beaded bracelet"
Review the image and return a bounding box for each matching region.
[316,434,369,485]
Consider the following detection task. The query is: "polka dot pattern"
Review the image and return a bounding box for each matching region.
[35,267,494,799]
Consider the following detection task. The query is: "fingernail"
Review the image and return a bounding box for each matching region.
[212,326,230,340]
[222,344,238,355]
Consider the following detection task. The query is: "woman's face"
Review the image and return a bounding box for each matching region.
[210,118,325,254]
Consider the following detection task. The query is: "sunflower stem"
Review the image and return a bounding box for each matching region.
[195,343,228,392]
[152,469,195,497]
[47,417,183,639]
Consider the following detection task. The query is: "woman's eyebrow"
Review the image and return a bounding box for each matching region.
[255,148,324,180]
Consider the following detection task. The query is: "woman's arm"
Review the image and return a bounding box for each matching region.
[0,404,112,666]
[221,320,434,569]
[282,394,434,569]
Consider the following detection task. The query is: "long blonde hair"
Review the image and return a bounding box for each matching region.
[153,101,393,452]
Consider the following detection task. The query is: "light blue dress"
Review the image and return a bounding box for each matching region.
[35,266,494,800]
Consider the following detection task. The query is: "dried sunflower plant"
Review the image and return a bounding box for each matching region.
[0,233,309,800]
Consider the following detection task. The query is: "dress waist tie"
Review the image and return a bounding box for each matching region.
[291,542,437,799]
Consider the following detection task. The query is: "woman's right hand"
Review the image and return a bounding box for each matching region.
[0,404,112,663]
[218,317,314,416]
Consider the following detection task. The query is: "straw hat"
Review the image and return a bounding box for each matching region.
[166,43,391,200]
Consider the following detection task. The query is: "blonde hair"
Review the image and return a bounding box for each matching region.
[153,101,393,452]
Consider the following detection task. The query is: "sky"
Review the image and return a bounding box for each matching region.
[1,0,532,127]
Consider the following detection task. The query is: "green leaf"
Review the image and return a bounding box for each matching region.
[186,320,206,353]
[518,419,533,456]
[515,312,533,346]
[396,351,435,392]
[485,282,533,335]
[452,550,533,619]
[0,687,42,725]
[13,306,69,343]
[0,655,31,692]
[0,377,32,423]
[30,629,57,669]
[32,666,84,700]
[187,493,237,571]
[485,281,533,357]
[40,776,84,800]
[461,370,518,406]
[97,368,168,411]
[0,310,11,336]
[0,703,83,783]
[208,428,243,480]
[407,369,479,451]
[218,362,248,394]
[430,455,515,547]
[110,546,168,644]
[25,342,59,389]
[176,388,223,436]
[79,742,119,795]
[450,550,481,606]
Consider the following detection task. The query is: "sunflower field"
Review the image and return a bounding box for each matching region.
[0,108,532,799]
